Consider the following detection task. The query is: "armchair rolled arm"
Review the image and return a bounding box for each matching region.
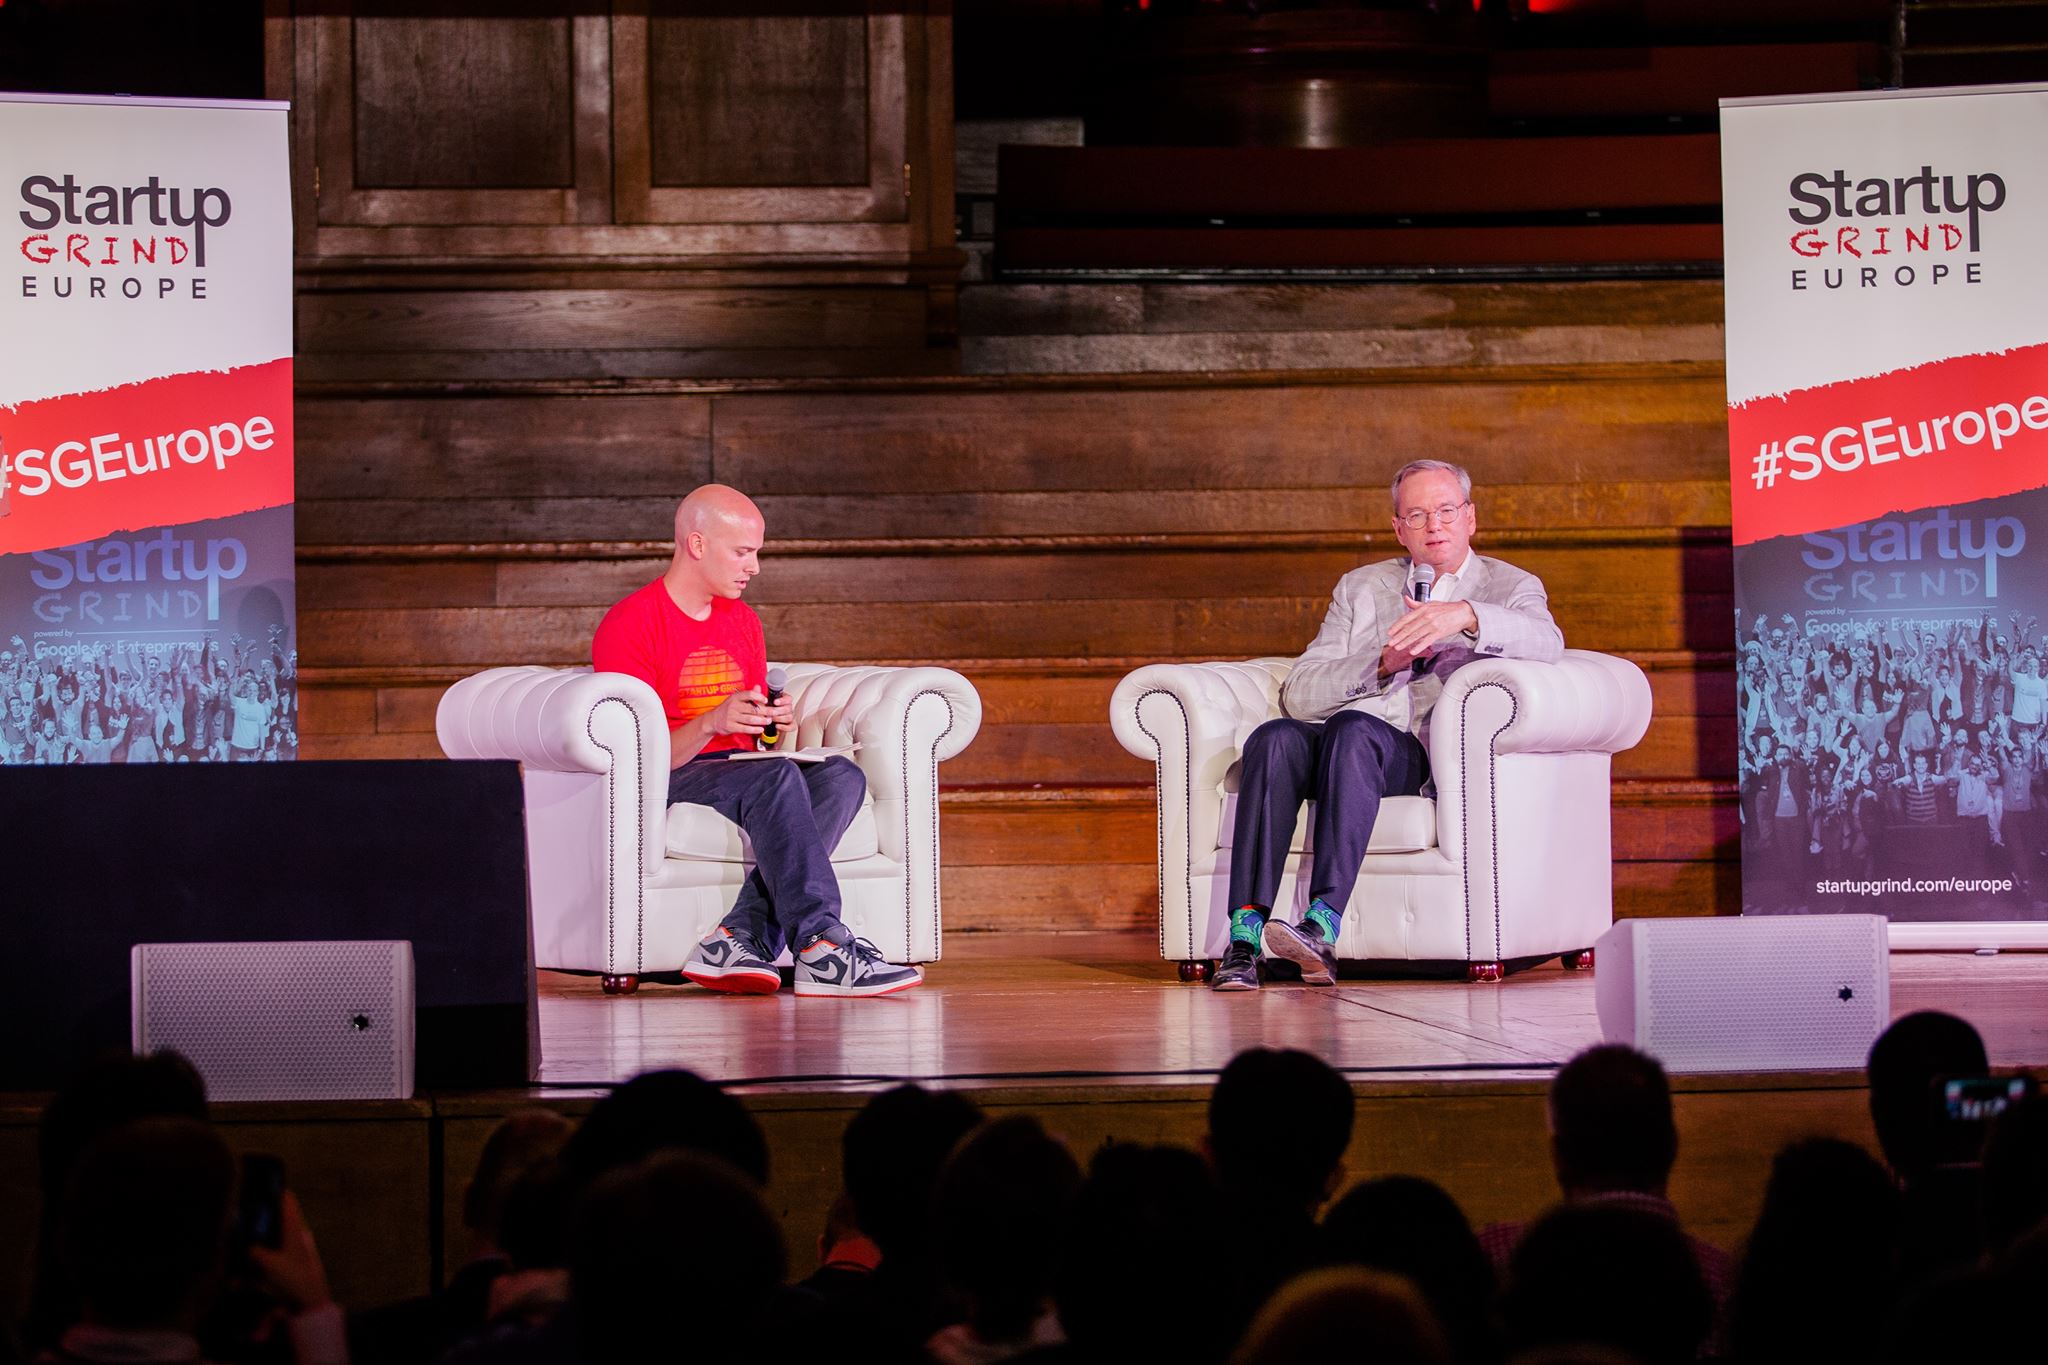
[1431,649,1652,765]
[777,664,982,802]
[1112,659,1291,961]
[777,664,981,962]
[436,666,671,775]
[436,665,673,891]
[1111,659,1290,779]
[1429,649,1649,959]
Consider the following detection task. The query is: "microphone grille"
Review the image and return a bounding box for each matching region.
[766,666,788,691]
[1411,562,1436,587]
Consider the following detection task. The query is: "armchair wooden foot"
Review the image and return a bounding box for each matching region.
[1465,961,1504,984]
[1178,959,1214,984]
[1561,949,1595,971]
[601,974,640,996]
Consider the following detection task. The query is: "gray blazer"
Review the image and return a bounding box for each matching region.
[1278,553,1565,741]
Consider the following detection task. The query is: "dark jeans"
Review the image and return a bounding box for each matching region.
[1227,709,1431,916]
[665,754,867,956]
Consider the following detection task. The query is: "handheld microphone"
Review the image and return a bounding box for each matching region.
[761,667,788,745]
[1406,562,1436,676]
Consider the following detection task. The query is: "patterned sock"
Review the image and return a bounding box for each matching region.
[1304,898,1342,944]
[1229,905,1267,947]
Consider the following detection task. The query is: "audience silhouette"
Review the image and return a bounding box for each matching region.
[13,1025,2045,1365]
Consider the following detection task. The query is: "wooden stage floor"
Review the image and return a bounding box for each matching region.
[536,931,2048,1091]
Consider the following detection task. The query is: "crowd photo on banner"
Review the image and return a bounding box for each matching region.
[1734,495,2048,916]
[0,629,296,767]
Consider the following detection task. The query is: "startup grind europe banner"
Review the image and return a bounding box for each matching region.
[0,94,295,767]
[1722,84,2048,942]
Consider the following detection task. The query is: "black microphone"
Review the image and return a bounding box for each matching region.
[760,666,788,745]
[1407,563,1436,676]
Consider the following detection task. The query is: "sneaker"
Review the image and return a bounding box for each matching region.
[794,929,923,998]
[1262,918,1338,986]
[682,927,782,994]
[1211,940,1260,991]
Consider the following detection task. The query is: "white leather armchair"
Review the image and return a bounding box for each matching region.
[437,663,982,993]
[1110,650,1651,981]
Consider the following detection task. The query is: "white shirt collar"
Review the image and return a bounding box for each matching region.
[1411,550,1474,599]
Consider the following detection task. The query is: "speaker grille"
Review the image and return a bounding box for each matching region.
[1639,917,1887,1072]
[133,942,413,1101]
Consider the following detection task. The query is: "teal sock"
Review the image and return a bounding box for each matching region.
[1229,905,1267,947]
[1304,898,1341,943]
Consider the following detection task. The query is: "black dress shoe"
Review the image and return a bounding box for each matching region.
[1211,940,1261,991]
[1262,918,1337,986]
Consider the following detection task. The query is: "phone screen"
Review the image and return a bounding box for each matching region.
[238,1153,287,1250]
[1943,1076,2036,1123]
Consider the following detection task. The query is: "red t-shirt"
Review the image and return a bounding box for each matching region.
[591,579,766,756]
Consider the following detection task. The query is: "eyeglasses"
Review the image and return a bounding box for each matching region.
[1395,501,1470,530]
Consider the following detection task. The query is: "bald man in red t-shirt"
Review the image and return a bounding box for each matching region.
[592,485,921,997]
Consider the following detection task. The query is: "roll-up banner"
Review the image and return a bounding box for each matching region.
[1722,84,2048,949]
[0,94,295,767]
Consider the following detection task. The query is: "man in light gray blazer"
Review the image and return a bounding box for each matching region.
[1214,459,1565,991]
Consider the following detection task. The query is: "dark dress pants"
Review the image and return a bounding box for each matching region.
[1227,709,1431,915]
[665,754,867,956]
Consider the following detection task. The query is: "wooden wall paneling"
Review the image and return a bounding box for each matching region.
[999,138,1725,219]
[309,14,356,229]
[962,322,1725,378]
[1060,280,1726,336]
[295,344,966,386]
[297,218,929,264]
[351,5,575,191]
[298,496,676,545]
[958,281,1727,376]
[268,1,312,240]
[573,8,615,225]
[613,1,909,227]
[296,288,929,356]
[292,481,1733,547]
[1616,859,1740,918]
[294,588,1730,673]
[914,1,954,269]
[706,378,1729,495]
[296,395,712,499]
[866,7,912,225]
[306,5,612,231]
[304,542,1729,614]
[646,3,868,188]
[742,483,1732,541]
[301,684,379,737]
[502,548,1374,608]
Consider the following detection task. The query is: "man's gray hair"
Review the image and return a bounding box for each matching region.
[1390,459,1472,510]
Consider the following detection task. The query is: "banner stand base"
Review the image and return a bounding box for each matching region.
[1887,922,2048,952]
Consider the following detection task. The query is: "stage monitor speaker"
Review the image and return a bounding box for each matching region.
[133,941,416,1101]
[1593,914,1890,1073]
[2,759,534,1092]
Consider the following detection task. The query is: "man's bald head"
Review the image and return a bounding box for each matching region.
[666,485,765,611]
[675,484,763,546]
